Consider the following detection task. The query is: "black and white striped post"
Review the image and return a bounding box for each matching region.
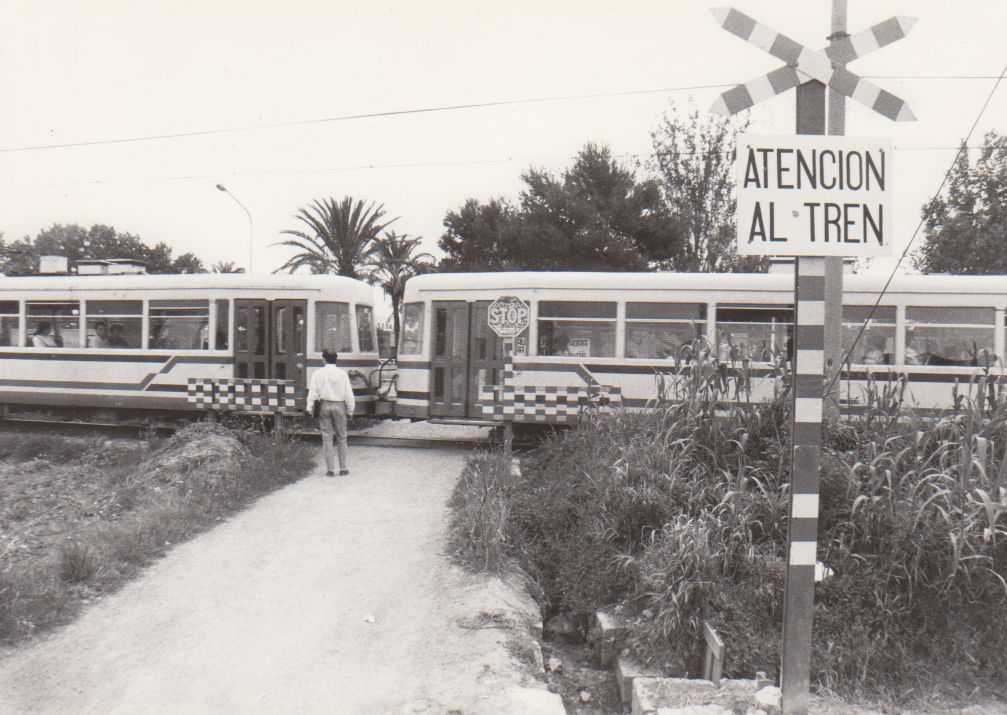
[782,255,825,712]
[710,6,913,714]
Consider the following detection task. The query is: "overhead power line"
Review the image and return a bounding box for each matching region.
[826,63,1007,395]
[0,142,996,190]
[0,83,734,155]
[0,74,1001,155]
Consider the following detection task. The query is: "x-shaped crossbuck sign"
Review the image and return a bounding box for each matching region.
[710,7,916,122]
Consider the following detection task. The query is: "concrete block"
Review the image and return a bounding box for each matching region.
[616,656,663,706]
[656,705,732,715]
[633,677,715,715]
[590,609,627,668]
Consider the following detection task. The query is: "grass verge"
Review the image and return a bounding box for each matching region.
[0,422,315,648]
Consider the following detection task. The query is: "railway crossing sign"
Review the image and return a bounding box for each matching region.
[710,8,916,122]
[710,5,917,714]
[736,134,893,257]
[487,296,530,338]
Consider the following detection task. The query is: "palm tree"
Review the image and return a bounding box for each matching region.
[274,197,396,279]
[369,233,434,357]
[211,260,245,273]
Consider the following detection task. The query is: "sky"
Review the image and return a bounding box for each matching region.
[0,0,1004,299]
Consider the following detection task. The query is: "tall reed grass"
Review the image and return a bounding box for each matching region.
[448,353,1007,698]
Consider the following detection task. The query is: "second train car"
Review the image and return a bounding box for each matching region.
[394,271,1007,421]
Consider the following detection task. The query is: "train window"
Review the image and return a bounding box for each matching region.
[26,301,80,348]
[315,302,352,352]
[215,300,229,350]
[841,306,895,365]
[905,307,996,367]
[399,303,424,356]
[715,306,793,362]
[275,307,288,353]
[538,301,617,319]
[538,301,617,357]
[0,301,17,347]
[236,306,249,352]
[292,305,304,354]
[356,305,376,353]
[86,300,142,349]
[149,300,210,350]
[626,303,706,359]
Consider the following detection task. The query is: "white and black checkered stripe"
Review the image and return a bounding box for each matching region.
[478,360,622,423]
[186,378,300,414]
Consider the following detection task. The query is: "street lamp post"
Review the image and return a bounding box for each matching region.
[216,184,253,273]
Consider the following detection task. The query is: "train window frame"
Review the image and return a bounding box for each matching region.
[905,306,996,367]
[714,304,794,363]
[841,305,896,366]
[624,302,707,361]
[0,300,19,348]
[315,301,353,353]
[355,304,376,354]
[84,300,143,350]
[214,299,230,351]
[537,300,617,358]
[399,302,425,356]
[148,299,211,351]
[25,300,81,348]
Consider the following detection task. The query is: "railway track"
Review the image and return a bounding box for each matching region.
[0,416,497,450]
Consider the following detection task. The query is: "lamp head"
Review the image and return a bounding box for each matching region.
[216,184,226,192]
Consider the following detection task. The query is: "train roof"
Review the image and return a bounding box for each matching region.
[0,272,375,298]
[405,271,1007,297]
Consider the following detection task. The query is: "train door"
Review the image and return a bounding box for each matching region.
[466,301,507,417]
[234,299,269,379]
[430,301,469,417]
[270,300,307,396]
[234,299,307,398]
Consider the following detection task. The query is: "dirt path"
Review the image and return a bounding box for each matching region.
[0,446,562,715]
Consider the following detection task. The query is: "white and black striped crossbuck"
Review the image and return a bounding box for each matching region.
[710,7,916,122]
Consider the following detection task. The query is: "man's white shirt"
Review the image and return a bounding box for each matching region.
[307,364,356,413]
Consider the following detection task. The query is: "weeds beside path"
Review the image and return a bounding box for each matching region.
[0,423,314,648]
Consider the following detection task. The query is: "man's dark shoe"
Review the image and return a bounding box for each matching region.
[339,469,350,476]
[325,471,335,477]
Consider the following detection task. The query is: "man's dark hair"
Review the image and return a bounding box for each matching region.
[322,349,339,364]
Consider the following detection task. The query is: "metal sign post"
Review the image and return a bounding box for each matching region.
[711,6,914,713]
[487,296,530,455]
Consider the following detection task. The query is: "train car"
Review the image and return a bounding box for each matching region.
[395,271,1007,422]
[0,273,380,417]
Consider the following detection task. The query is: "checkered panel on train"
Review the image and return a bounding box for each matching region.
[478,361,621,424]
[186,378,300,414]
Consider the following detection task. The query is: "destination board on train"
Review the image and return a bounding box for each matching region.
[736,134,893,257]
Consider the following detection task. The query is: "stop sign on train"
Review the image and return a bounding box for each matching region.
[487,296,529,338]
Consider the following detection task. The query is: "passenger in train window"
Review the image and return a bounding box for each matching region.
[30,322,61,348]
[904,337,924,365]
[149,323,165,349]
[107,324,131,348]
[862,336,889,365]
[90,322,111,348]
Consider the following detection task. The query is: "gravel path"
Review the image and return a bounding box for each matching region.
[0,446,561,715]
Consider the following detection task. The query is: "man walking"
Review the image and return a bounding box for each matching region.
[306,350,356,476]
